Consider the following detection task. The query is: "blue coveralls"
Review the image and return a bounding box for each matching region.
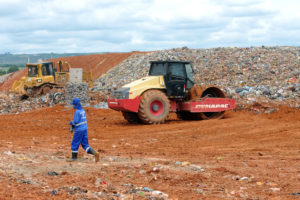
[70,100,91,154]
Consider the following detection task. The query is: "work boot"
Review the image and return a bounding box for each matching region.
[67,152,78,162]
[88,148,99,162]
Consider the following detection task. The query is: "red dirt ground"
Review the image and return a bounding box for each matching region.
[0,106,299,199]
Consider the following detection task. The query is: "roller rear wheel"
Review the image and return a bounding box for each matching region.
[182,85,226,120]
[199,87,225,119]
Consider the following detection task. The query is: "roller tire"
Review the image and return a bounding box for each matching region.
[199,87,225,120]
[184,85,226,120]
[122,111,141,124]
[138,90,170,124]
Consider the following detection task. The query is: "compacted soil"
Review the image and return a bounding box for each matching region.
[0,106,299,199]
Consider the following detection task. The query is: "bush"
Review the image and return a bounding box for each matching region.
[7,65,19,73]
[0,70,6,75]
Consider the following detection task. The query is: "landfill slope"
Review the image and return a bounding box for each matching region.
[0,106,299,199]
[49,52,144,80]
[93,46,299,108]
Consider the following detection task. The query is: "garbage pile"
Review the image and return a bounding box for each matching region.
[65,82,89,106]
[0,74,10,83]
[89,90,111,108]
[93,46,300,109]
[0,92,64,114]
[0,82,101,114]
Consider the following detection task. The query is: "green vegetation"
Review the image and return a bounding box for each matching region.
[0,64,25,69]
[7,65,19,73]
[0,64,25,75]
[0,52,101,65]
[0,70,6,75]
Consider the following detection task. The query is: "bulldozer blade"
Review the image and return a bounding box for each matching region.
[11,80,26,94]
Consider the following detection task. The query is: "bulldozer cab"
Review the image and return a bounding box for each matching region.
[23,62,56,89]
[149,61,194,98]
[27,62,55,78]
[41,63,55,76]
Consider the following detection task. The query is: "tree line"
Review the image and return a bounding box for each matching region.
[0,64,25,75]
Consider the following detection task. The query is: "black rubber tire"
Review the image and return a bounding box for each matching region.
[138,90,170,124]
[122,111,141,124]
[178,86,225,120]
[177,111,203,120]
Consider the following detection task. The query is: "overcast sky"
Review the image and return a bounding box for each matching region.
[0,0,299,53]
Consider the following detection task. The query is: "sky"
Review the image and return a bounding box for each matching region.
[0,0,299,53]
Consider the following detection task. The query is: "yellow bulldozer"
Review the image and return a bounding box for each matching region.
[11,61,93,98]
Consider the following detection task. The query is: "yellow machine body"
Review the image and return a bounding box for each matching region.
[120,76,166,99]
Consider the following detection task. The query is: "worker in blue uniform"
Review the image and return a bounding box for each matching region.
[68,98,99,162]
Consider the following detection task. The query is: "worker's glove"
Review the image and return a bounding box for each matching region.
[69,121,74,133]
[69,124,74,133]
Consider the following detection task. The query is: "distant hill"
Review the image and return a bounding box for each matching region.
[0,53,104,65]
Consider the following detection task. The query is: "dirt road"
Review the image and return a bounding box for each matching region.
[0,106,299,199]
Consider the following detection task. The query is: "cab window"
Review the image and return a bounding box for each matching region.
[149,63,166,76]
[185,63,194,89]
[42,64,53,76]
[28,66,38,77]
[168,63,185,77]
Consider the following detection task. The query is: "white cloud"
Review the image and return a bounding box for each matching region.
[0,0,299,53]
